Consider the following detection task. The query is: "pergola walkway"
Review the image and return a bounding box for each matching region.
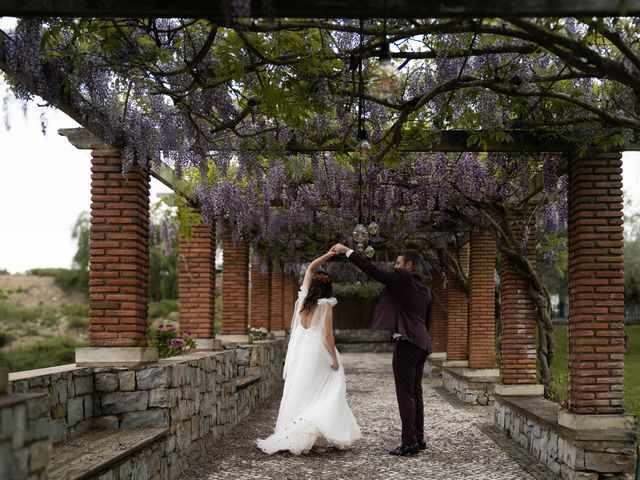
[183,353,559,480]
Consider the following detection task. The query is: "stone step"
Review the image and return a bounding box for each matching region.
[47,427,168,480]
[236,374,261,390]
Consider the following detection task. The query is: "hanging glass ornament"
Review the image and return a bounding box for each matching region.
[357,138,371,158]
[352,224,369,243]
[356,242,365,252]
[367,221,379,236]
[364,245,375,258]
[369,43,402,101]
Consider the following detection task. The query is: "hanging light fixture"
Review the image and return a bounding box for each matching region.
[357,134,371,158]
[369,20,402,101]
[367,219,379,235]
[352,223,369,243]
[364,245,375,258]
[350,18,379,258]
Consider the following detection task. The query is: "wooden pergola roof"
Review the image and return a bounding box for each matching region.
[1,0,640,18]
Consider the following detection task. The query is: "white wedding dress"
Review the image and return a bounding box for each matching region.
[256,286,361,454]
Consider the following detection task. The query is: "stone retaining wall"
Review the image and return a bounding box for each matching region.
[11,366,95,444]
[334,329,395,353]
[442,368,498,405]
[0,393,50,480]
[2,339,285,480]
[495,395,637,480]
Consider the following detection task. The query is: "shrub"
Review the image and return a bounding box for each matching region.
[60,303,89,329]
[149,299,179,320]
[0,336,87,372]
[148,324,197,358]
[333,282,383,299]
[67,316,89,329]
[0,301,48,326]
[0,331,14,348]
[249,327,268,340]
[27,268,88,295]
[61,303,89,317]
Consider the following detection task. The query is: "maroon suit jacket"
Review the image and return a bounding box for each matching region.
[349,252,432,353]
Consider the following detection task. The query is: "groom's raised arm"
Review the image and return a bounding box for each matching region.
[347,251,402,287]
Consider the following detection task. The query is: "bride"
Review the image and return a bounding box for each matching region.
[257,250,361,454]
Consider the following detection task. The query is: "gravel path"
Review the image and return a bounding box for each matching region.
[183,353,558,480]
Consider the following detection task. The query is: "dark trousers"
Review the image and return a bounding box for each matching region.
[392,340,428,445]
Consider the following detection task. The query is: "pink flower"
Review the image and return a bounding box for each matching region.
[159,324,165,331]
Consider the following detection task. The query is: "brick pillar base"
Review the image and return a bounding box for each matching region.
[250,257,271,330]
[179,213,216,349]
[497,221,541,395]
[444,244,469,366]
[77,148,156,366]
[269,266,285,335]
[220,233,249,342]
[568,153,625,414]
[469,230,497,369]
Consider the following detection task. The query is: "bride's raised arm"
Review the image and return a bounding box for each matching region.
[302,250,335,290]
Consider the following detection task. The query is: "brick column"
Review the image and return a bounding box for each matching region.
[469,230,497,369]
[430,274,448,356]
[567,153,625,414]
[249,257,271,330]
[77,148,156,366]
[283,273,299,330]
[178,213,216,349]
[498,223,539,391]
[269,266,285,334]
[220,232,249,341]
[445,244,469,364]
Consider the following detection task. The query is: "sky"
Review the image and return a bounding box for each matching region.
[0,24,640,273]
[0,82,172,273]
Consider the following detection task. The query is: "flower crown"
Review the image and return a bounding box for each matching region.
[312,272,331,284]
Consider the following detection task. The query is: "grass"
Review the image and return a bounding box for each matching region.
[0,300,58,328]
[148,299,179,320]
[27,268,88,295]
[551,324,640,440]
[0,336,88,372]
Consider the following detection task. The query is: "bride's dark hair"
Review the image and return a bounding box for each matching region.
[300,270,333,314]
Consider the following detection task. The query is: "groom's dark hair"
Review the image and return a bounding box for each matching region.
[400,249,422,271]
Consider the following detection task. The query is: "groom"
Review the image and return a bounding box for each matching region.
[331,244,432,456]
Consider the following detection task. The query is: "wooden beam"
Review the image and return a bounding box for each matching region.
[289,130,581,153]
[2,0,640,19]
[58,128,198,205]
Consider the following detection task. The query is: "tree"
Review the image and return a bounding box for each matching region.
[71,211,90,271]
[3,15,633,396]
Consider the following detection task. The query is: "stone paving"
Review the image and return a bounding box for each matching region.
[183,353,559,480]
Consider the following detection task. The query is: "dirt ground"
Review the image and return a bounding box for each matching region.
[0,274,85,309]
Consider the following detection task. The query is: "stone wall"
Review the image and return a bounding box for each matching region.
[334,329,395,353]
[0,393,50,480]
[89,341,284,477]
[495,395,637,480]
[442,368,497,406]
[11,365,95,444]
[3,339,285,480]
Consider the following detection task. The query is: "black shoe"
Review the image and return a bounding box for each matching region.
[389,444,419,456]
[417,440,427,451]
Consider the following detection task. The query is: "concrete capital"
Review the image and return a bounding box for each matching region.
[75,347,158,367]
[494,384,544,396]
